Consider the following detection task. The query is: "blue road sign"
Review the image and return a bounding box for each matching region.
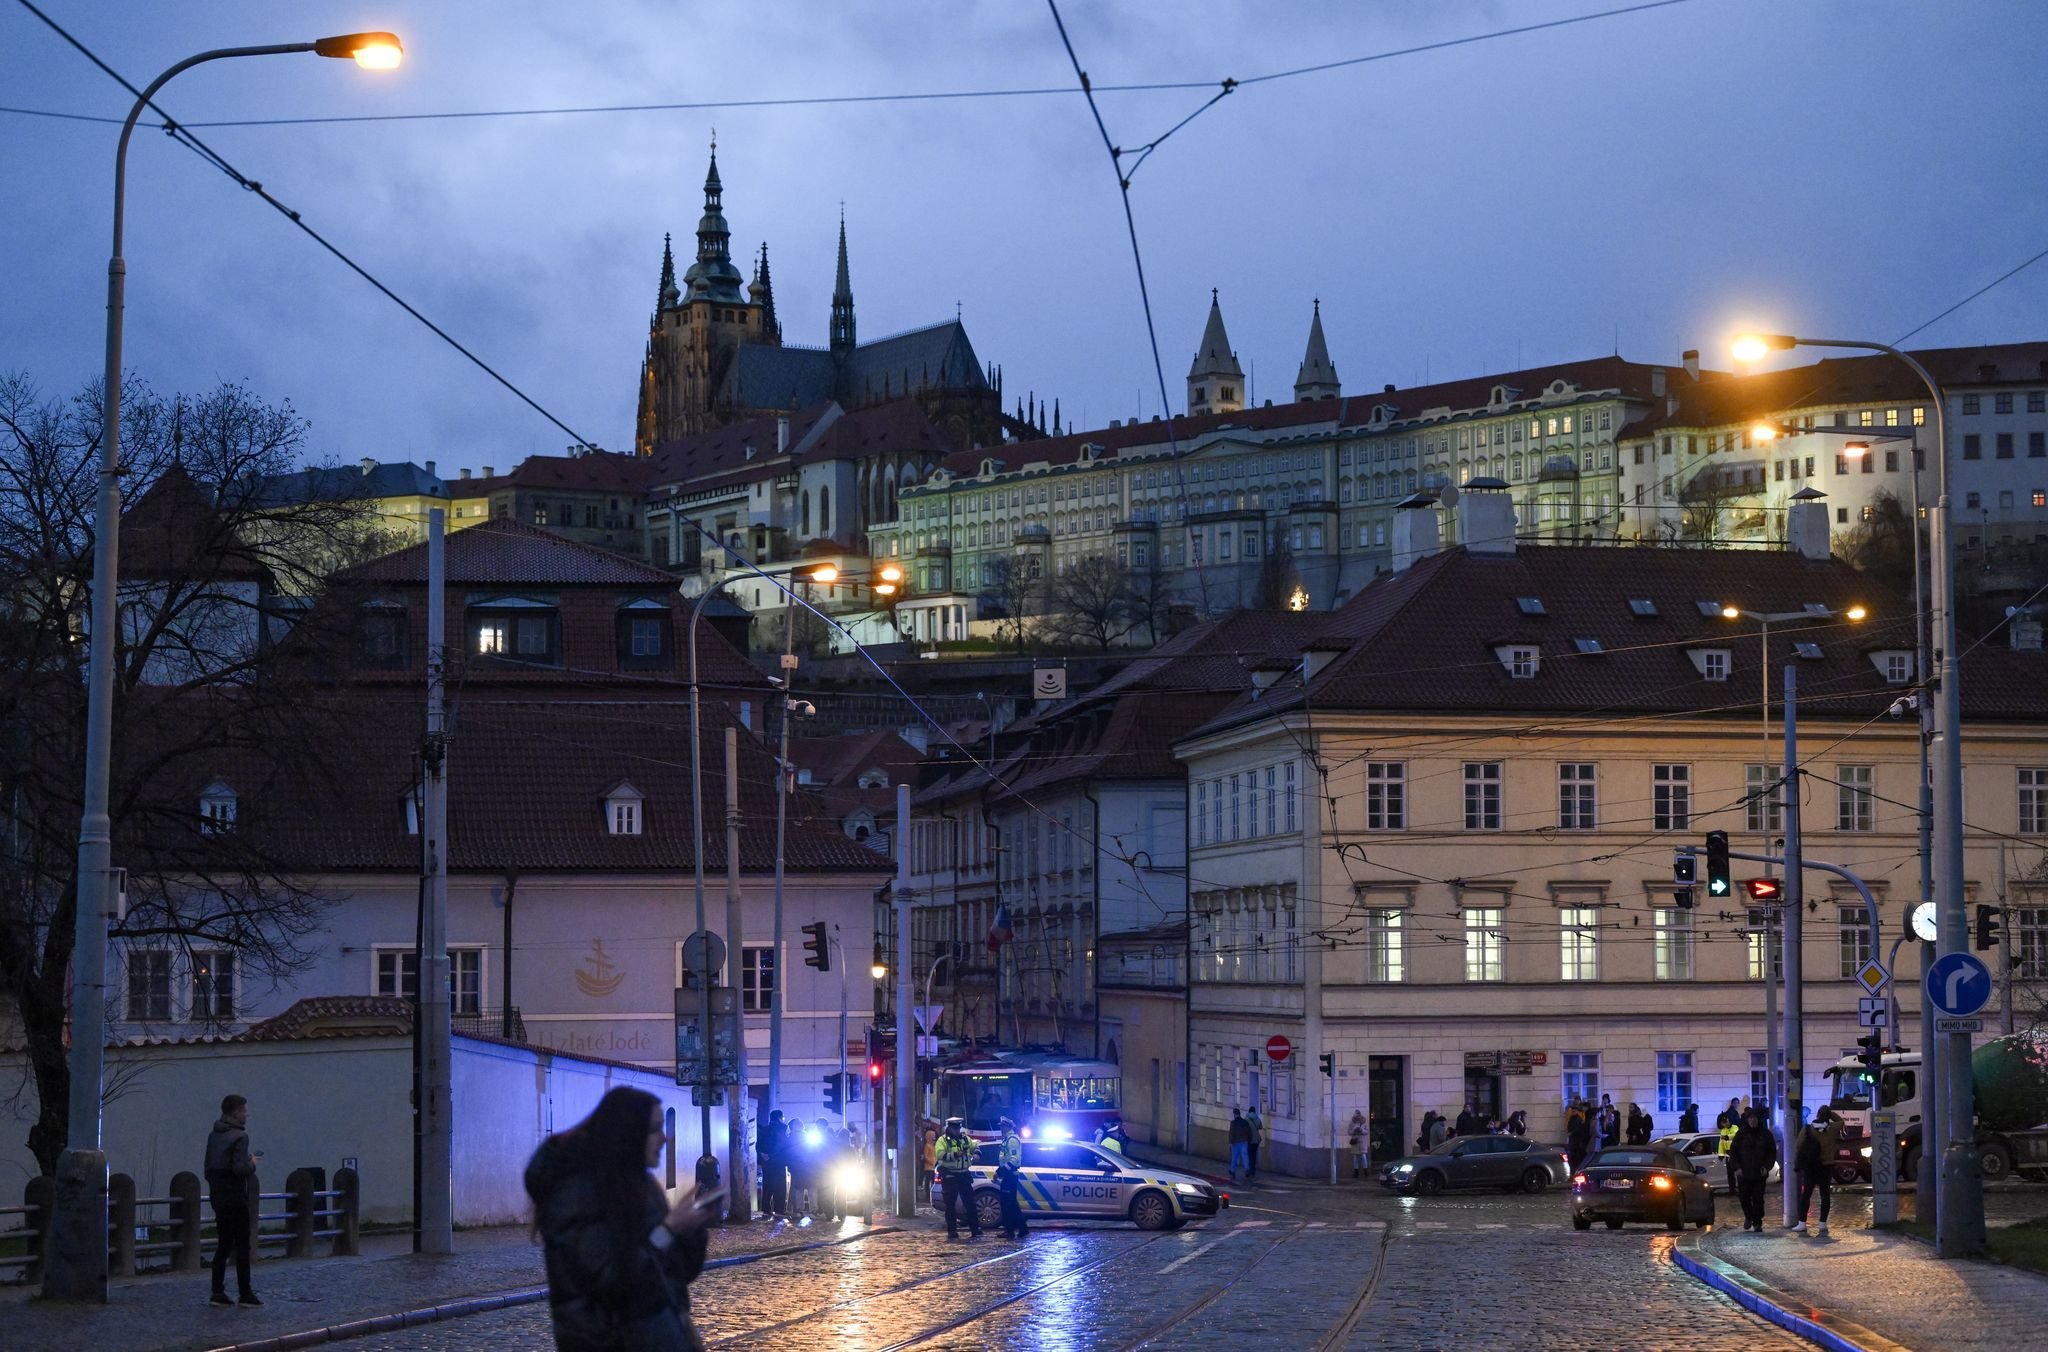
[1925,951,1994,1018]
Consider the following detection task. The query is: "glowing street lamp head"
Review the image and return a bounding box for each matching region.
[1721,606,1742,620]
[1845,605,1868,622]
[877,563,904,584]
[1843,442,1871,458]
[1731,333,1796,364]
[1750,422,1781,443]
[808,564,840,586]
[313,31,404,69]
[1286,585,1309,612]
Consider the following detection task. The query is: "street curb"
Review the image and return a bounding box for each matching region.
[201,1225,900,1352]
[1670,1233,1914,1352]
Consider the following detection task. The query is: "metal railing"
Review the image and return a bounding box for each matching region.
[1,1166,359,1284]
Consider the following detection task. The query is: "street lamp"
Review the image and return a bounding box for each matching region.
[1733,330,1975,1255]
[52,30,403,1302]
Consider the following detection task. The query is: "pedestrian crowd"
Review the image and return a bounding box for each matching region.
[754,1109,870,1225]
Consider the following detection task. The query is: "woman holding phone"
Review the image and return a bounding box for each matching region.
[525,1087,715,1350]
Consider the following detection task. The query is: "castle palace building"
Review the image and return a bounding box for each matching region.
[634,146,1013,457]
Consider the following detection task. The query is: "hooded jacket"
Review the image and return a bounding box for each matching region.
[524,1135,709,1352]
[205,1116,255,1199]
[1729,1120,1778,1180]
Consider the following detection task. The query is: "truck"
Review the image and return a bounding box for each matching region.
[1824,1034,2048,1184]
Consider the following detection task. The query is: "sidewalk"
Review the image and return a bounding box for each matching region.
[1680,1215,2048,1352]
[2,1214,891,1352]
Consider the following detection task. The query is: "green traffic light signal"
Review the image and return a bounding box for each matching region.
[1704,830,1731,898]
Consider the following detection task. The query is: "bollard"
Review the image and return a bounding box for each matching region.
[169,1172,202,1271]
[109,1173,136,1276]
[285,1169,315,1258]
[333,1168,360,1257]
[23,1175,54,1286]
[243,1172,261,1258]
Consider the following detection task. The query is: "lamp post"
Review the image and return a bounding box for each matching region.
[1735,331,1975,1255]
[49,30,402,1303]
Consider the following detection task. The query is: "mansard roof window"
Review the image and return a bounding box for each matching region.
[617,596,673,669]
[200,782,238,833]
[605,781,645,836]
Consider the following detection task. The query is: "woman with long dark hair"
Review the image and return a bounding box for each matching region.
[524,1087,713,1351]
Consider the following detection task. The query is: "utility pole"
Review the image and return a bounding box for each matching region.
[416,509,453,1254]
[1999,848,2014,1037]
[767,598,801,1121]
[894,785,916,1219]
[723,728,751,1221]
[1779,664,1803,1226]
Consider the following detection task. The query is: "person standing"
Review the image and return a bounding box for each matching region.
[813,1119,841,1222]
[524,1087,712,1351]
[1729,1106,1778,1232]
[1347,1110,1369,1179]
[1597,1099,1621,1149]
[1792,1106,1843,1236]
[1426,1110,1450,1151]
[1716,1096,1742,1131]
[1505,1109,1528,1139]
[1228,1108,1252,1182]
[936,1117,982,1240]
[1679,1102,1701,1134]
[1246,1106,1264,1180]
[1565,1103,1592,1170]
[205,1094,262,1307]
[758,1109,788,1219]
[995,1116,1029,1240]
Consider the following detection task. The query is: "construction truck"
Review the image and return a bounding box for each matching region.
[1825,1034,2048,1183]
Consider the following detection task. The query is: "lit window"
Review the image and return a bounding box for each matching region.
[1464,908,1505,981]
[1654,910,1694,980]
[191,951,235,1022]
[1366,909,1406,982]
[1560,906,1599,981]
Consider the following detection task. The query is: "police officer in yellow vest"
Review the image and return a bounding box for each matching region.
[995,1117,1028,1240]
[1718,1118,1739,1155]
[936,1117,982,1240]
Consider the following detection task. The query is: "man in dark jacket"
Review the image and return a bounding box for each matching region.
[205,1094,261,1307]
[1728,1106,1778,1232]
[758,1110,788,1218]
[1453,1102,1478,1136]
[1228,1108,1253,1182]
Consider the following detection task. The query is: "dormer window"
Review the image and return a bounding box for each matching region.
[616,597,672,669]
[1516,597,1547,616]
[470,596,560,666]
[1497,645,1540,679]
[1627,598,1658,617]
[1694,600,1724,617]
[1573,637,1604,655]
[1689,648,1732,681]
[200,782,237,833]
[356,600,409,668]
[1871,650,1915,684]
[845,808,876,842]
[856,768,889,790]
[605,781,645,835]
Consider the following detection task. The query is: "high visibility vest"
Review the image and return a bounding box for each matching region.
[937,1134,976,1172]
[1719,1123,1738,1154]
[999,1133,1023,1169]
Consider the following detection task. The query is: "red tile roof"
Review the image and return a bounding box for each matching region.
[116,465,271,582]
[492,450,662,492]
[339,517,678,586]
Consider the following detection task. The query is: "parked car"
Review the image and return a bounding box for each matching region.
[1569,1145,1716,1231]
[1652,1132,1779,1193]
[1378,1136,1571,1196]
[929,1140,1222,1231]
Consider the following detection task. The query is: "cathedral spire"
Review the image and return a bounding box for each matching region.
[748,241,780,341]
[682,136,744,303]
[830,209,856,352]
[656,232,679,312]
[1187,288,1245,415]
[1293,298,1340,402]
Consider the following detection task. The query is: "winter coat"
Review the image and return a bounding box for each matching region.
[757,1119,786,1162]
[1678,1106,1701,1134]
[1246,1111,1264,1144]
[1729,1122,1778,1181]
[1229,1116,1253,1146]
[205,1117,255,1201]
[1426,1116,1450,1149]
[525,1137,709,1352]
[1797,1119,1844,1176]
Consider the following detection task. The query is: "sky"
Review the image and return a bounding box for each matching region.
[4,0,2047,474]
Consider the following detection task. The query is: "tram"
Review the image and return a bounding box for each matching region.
[931,1051,1121,1142]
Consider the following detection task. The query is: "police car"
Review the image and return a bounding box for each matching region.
[931,1140,1223,1230]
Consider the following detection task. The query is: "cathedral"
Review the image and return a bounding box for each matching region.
[634,146,1016,457]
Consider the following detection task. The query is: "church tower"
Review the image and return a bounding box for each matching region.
[829,213,856,353]
[1293,299,1341,402]
[1187,289,1244,416]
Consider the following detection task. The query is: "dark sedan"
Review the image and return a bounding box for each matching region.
[1569,1145,1716,1231]
[1378,1136,1571,1195]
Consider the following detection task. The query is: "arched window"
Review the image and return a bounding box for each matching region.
[819,486,830,537]
[801,490,811,536]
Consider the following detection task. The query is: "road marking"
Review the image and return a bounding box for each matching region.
[1235,1220,1272,1228]
[1305,1221,1328,1228]
[1477,1223,1509,1230]
[1159,1235,1233,1273]
[1413,1220,1448,1229]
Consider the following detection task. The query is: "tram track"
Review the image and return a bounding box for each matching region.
[869,1231,1176,1351]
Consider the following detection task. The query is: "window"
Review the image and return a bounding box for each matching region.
[1284,763,1297,833]
[357,607,409,667]
[1652,764,1690,831]
[618,606,672,666]
[1700,650,1729,681]
[1998,433,2016,459]
[1745,764,1783,833]
[1560,906,1599,980]
[127,950,172,1021]
[1654,907,1693,980]
[1464,907,1505,981]
[1366,763,1406,830]
[200,782,237,833]
[1463,762,1503,830]
[1838,904,1875,978]
[191,951,235,1022]
[1996,393,2014,414]
[2019,768,2048,835]
[375,946,485,1015]
[1962,394,1981,414]
[1655,1052,1694,1115]
[1562,1052,1600,1107]
[1964,434,1982,460]
[1194,782,1208,847]
[741,944,776,1013]
[1750,1050,1784,1108]
[1366,909,1406,982]
[1558,763,1596,830]
[1506,645,1539,678]
[2032,433,2046,459]
[1747,908,1783,980]
[612,799,640,834]
[471,606,559,665]
[2017,907,2048,982]
[1229,774,1242,841]
[1836,765,1875,832]
[2033,393,2047,414]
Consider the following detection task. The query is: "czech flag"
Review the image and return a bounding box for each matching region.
[987,904,1014,952]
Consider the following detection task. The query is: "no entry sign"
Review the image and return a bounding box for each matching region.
[1266,1035,1293,1063]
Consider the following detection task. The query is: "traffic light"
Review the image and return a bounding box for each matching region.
[1673,848,1697,887]
[1856,1032,1883,1071]
[823,1071,842,1115]
[1744,877,1782,902]
[868,1059,884,1085]
[1318,1052,1335,1078]
[846,1068,861,1104]
[1704,830,1732,899]
[802,921,830,971]
[1976,904,2005,952]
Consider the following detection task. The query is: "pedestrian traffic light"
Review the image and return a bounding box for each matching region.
[823,1071,842,1115]
[1704,830,1732,898]
[1673,848,1697,886]
[802,921,830,971]
[1745,877,1782,902]
[868,1059,884,1084]
[846,1069,861,1104]
[1976,904,2005,952]
[1318,1052,1335,1078]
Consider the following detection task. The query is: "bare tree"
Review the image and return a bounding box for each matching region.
[1041,554,1145,651]
[1253,537,1302,612]
[0,373,377,1173]
[980,555,1040,655]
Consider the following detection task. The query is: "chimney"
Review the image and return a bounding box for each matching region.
[483,465,495,478]
[776,416,790,455]
[424,459,436,477]
[1682,349,1701,382]
[1383,384,1396,394]
[359,457,376,475]
[1391,492,1441,572]
[1651,368,1667,398]
[1458,480,1517,556]
[1785,486,1831,560]
[460,468,472,481]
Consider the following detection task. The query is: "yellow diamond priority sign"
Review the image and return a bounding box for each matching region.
[1854,958,1890,995]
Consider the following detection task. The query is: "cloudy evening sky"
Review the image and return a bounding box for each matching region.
[4,0,2046,470]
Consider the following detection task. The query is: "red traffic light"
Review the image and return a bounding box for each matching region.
[1744,878,1782,901]
[867,1061,883,1080]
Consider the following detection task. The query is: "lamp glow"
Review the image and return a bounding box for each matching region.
[1844,442,1871,458]
[1731,332,1796,364]
[809,564,840,585]
[1846,605,1868,622]
[313,31,404,68]
[1721,606,1741,620]
[1751,423,1781,443]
